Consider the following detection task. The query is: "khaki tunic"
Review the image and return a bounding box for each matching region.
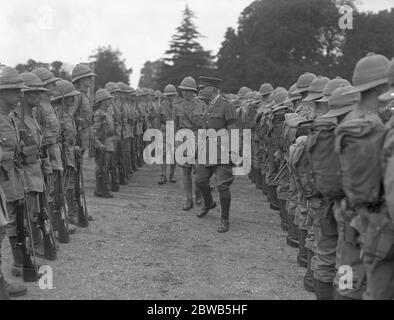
[90,109,115,153]
[75,92,92,150]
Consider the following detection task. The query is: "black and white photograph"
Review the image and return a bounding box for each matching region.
[1,0,394,306]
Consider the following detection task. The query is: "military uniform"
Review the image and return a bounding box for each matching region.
[195,78,237,233]
[90,90,115,198]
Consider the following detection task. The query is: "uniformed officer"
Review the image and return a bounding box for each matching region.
[134,88,146,167]
[51,80,82,226]
[129,87,139,173]
[0,66,28,297]
[90,89,115,198]
[174,76,205,210]
[156,84,177,184]
[195,76,237,233]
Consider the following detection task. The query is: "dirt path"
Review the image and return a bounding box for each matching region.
[3,157,313,300]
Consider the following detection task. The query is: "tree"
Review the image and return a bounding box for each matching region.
[156,5,215,90]
[138,59,165,89]
[89,45,132,89]
[15,59,49,73]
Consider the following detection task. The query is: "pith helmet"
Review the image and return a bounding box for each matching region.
[116,81,131,93]
[322,85,360,118]
[51,80,81,102]
[284,83,302,103]
[0,66,27,90]
[154,90,162,97]
[303,76,330,102]
[32,67,59,86]
[147,88,155,96]
[20,72,48,92]
[274,88,288,107]
[346,53,389,94]
[135,88,145,97]
[379,58,394,102]
[105,82,120,93]
[237,86,251,97]
[316,77,351,102]
[294,72,317,94]
[94,89,112,105]
[179,76,197,92]
[71,64,96,84]
[163,84,177,96]
[259,83,274,96]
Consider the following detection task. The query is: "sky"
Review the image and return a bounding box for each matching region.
[0,0,393,87]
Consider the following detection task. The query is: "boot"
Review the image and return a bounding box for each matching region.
[250,166,256,183]
[268,185,280,211]
[9,237,24,278]
[195,186,202,206]
[66,189,78,225]
[183,199,194,211]
[94,171,103,197]
[303,249,315,293]
[255,167,262,190]
[314,279,334,300]
[261,171,268,196]
[0,275,10,300]
[101,172,114,198]
[217,219,230,233]
[286,214,299,248]
[5,280,27,297]
[111,169,120,192]
[158,175,167,185]
[169,164,176,183]
[119,165,127,185]
[217,191,231,233]
[197,184,216,218]
[279,200,288,232]
[297,228,308,268]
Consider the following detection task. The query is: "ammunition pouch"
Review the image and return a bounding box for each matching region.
[22,145,39,164]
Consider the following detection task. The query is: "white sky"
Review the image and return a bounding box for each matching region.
[0,0,393,87]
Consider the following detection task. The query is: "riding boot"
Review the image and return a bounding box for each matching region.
[94,171,103,197]
[297,228,308,268]
[119,165,127,185]
[261,170,268,196]
[197,184,216,218]
[303,249,315,293]
[65,189,78,225]
[158,164,167,185]
[182,168,193,210]
[250,166,256,183]
[255,167,262,190]
[314,279,333,300]
[218,190,230,233]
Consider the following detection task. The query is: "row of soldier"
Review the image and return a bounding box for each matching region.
[235,52,394,300]
[0,62,157,299]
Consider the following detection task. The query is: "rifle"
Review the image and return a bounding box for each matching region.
[17,97,40,282]
[55,95,70,243]
[273,159,288,183]
[37,191,57,260]
[75,158,88,228]
[16,201,39,282]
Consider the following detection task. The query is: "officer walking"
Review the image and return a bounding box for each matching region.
[195,76,237,233]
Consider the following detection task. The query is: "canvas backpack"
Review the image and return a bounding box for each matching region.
[335,117,388,206]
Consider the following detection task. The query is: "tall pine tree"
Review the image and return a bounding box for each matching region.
[156,5,214,90]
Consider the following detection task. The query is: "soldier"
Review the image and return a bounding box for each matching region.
[135,88,146,167]
[90,89,116,198]
[116,82,133,182]
[156,84,177,185]
[104,82,122,192]
[16,72,52,255]
[31,67,66,230]
[334,53,390,300]
[71,64,96,154]
[129,87,139,173]
[51,80,82,227]
[195,76,237,233]
[0,66,28,297]
[174,76,205,210]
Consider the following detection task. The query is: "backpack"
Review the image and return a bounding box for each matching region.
[269,106,289,152]
[307,118,344,199]
[335,118,388,206]
[283,115,312,152]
